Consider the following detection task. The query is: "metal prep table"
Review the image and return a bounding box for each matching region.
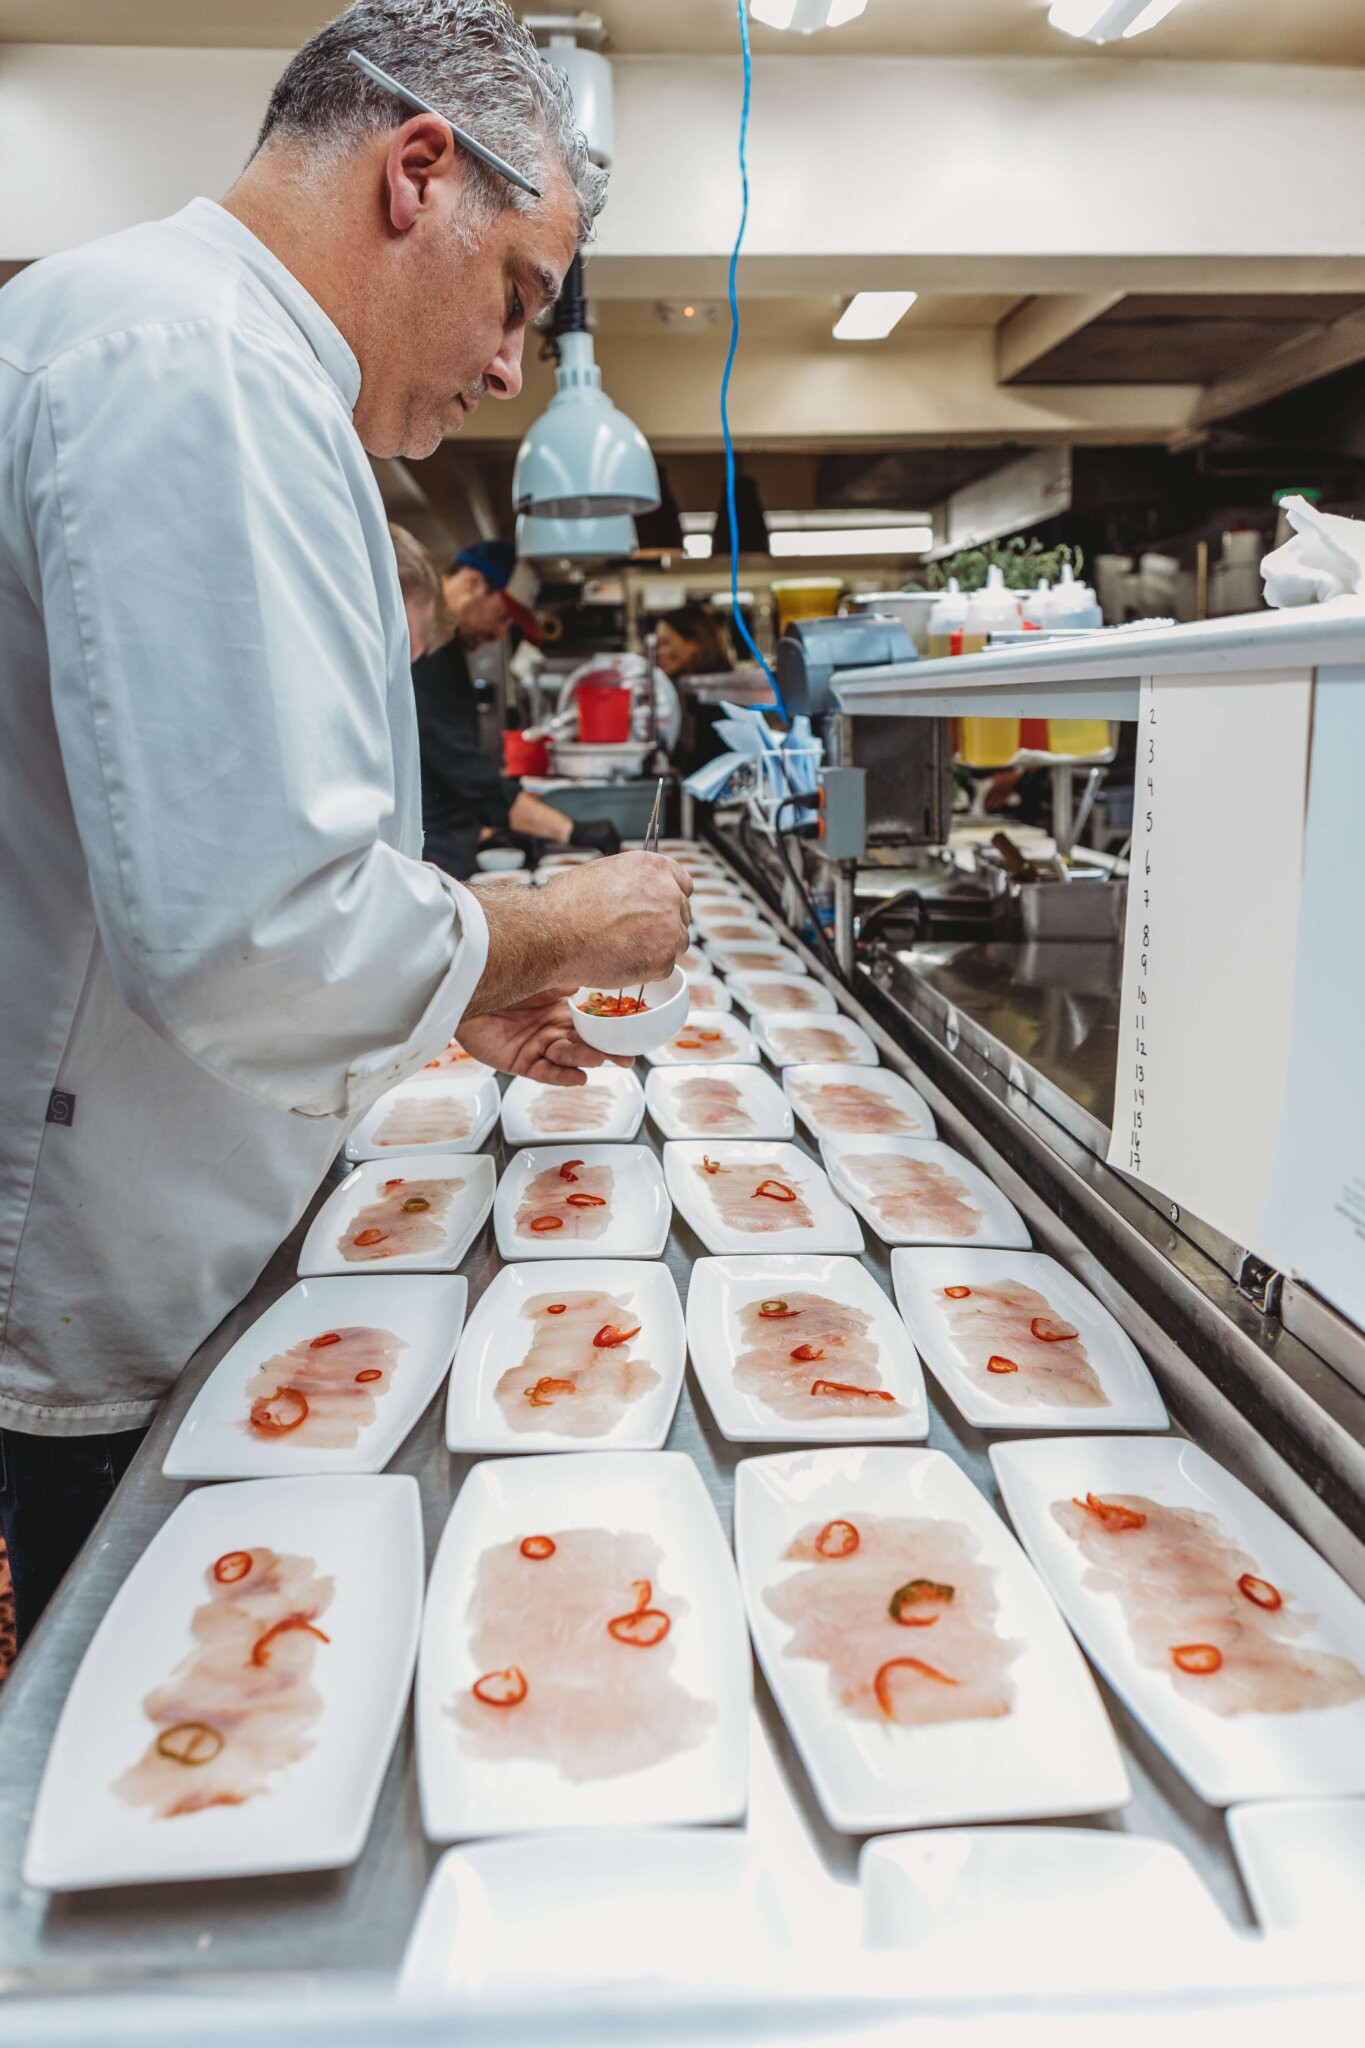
[2,857,1364,2001]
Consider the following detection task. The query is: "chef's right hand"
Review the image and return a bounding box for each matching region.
[548,851,693,990]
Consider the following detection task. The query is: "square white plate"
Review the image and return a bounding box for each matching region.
[500,1066,645,1147]
[645,1064,794,1141]
[890,1249,1167,1432]
[493,1144,671,1260]
[645,1012,760,1067]
[686,1255,928,1442]
[751,1014,879,1069]
[416,1451,751,1840]
[664,1142,863,1255]
[786,1065,936,1142]
[299,1154,495,1277]
[24,1476,423,1890]
[446,1260,685,1453]
[345,1069,500,1163]
[990,1436,1365,1805]
[727,974,838,1019]
[736,1447,1129,1834]
[163,1274,467,1479]
[682,976,734,1012]
[822,1136,1031,1249]
[706,940,809,976]
[1227,1798,1365,1934]
[399,1831,795,2004]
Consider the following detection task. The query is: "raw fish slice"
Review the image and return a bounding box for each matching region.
[775,1027,858,1064]
[339,1176,461,1262]
[674,1077,755,1134]
[710,923,765,943]
[842,1153,981,1239]
[530,1085,616,1135]
[373,1094,473,1147]
[743,982,822,1013]
[938,1278,1109,1408]
[793,1080,917,1135]
[765,1513,1018,1727]
[242,1326,406,1449]
[687,981,725,1010]
[698,1158,814,1234]
[726,950,786,972]
[515,1162,614,1241]
[451,1528,715,1780]
[1053,1494,1365,1717]
[114,1549,333,1818]
[734,1292,904,1418]
[494,1289,661,1436]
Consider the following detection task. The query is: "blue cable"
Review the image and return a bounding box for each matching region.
[721,0,785,715]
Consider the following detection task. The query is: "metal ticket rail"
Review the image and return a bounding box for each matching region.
[0,851,1357,1996]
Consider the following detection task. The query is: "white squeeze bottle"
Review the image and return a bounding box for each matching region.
[926,576,969,660]
[1021,577,1051,629]
[1044,566,1109,754]
[958,567,1021,767]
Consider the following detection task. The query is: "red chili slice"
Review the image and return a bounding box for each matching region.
[593,1323,641,1348]
[1172,1643,1223,1675]
[401,1196,430,1214]
[155,1721,224,1766]
[815,1519,860,1559]
[530,1215,564,1232]
[249,1614,330,1667]
[382,1179,404,1190]
[1031,1315,1080,1343]
[607,1580,671,1647]
[213,1551,252,1585]
[546,1303,567,1315]
[473,1666,527,1707]
[520,1535,556,1560]
[309,1331,343,1349]
[986,1355,1018,1375]
[1075,1492,1147,1532]
[943,1286,972,1299]
[565,1192,606,1208]
[753,1179,796,1202]
[249,1385,309,1435]
[525,1376,577,1406]
[810,1379,896,1402]
[355,1368,383,1384]
[875,1657,959,1716]
[353,1228,387,1247]
[790,1343,825,1363]
[558,1159,584,1182]
[701,1155,726,1175]
[758,1298,799,1318]
[1238,1574,1283,1611]
[697,1031,723,1043]
[889,1579,955,1626]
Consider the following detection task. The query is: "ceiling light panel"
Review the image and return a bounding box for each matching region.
[751,0,869,33]
[833,292,918,341]
[769,526,933,558]
[1047,0,1185,41]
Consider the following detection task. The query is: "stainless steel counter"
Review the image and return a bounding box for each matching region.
[6,858,1360,1995]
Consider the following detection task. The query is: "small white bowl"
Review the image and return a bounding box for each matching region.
[475,847,527,873]
[571,966,690,1055]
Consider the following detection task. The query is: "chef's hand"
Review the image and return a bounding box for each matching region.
[546,851,693,990]
[458,990,632,1089]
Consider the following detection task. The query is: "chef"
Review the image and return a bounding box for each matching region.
[0,0,690,1642]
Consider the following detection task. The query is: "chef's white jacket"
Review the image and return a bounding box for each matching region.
[0,198,489,1434]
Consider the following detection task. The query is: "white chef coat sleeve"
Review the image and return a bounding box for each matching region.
[29,312,488,1118]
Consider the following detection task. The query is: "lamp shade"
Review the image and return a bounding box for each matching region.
[515,511,638,563]
[512,332,660,519]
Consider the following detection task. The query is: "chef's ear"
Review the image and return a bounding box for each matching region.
[384,114,460,233]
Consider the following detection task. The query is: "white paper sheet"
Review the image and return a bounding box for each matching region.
[1259,668,1365,1324]
[1107,670,1313,1253]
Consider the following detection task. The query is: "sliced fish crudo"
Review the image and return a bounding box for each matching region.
[696,1156,814,1234]
[514,1160,614,1243]
[339,1177,462,1262]
[843,1154,982,1240]
[243,1326,406,1449]
[937,1279,1108,1408]
[494,1289,661,1438]
[373,1095,473,1148]
[529,1085,617,1136]
[674,1076,756,1135]
[734,1291,904,1420]
[793,1079,917,1136]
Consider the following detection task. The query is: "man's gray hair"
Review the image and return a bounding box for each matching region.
[255,0,606,242]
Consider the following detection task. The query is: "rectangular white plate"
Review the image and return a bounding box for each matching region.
[691,906,772,941]
[24,1475,423,1891]
[681,976,734,1012]
[299,1154,495,1277]
[500,1066,645,1147]
[890,1249,1167,1432]
[751,1014,879,1069]
[163,1275,467,1479]
[493,1144,671,1260]
[686,1255,928,1442]
[785,1064,936,1142]
[400,1830,794,2004]
[990,1436,1365,1805]
[1227,1798,1365,1934]
[416,1451,751,1840]
[822,1136,1031,1249]
[645,1012,760,1067]
[645,1063,794,1141]
[727,973,838,1018]
[735,1447,1129,1834]
[664,1141,863,1256]
[345,1069,500,1163]
[706,940,809,976]
[446,1260,685,1454]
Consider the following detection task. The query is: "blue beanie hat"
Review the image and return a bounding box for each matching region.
[451,539,516,589]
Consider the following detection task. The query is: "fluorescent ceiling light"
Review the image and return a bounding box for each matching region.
[833,291,918,341]
[1047,0,1184,41]
[682,534,714,559]
[751,0,868,31]
[770,526,932,558]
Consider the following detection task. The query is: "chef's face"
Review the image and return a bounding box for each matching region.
[655,622,695,679]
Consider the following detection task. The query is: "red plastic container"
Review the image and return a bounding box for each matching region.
[576,682,633,743]
[503,729,550,776]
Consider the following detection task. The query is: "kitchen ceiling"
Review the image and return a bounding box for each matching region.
[3,0,1363,65]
